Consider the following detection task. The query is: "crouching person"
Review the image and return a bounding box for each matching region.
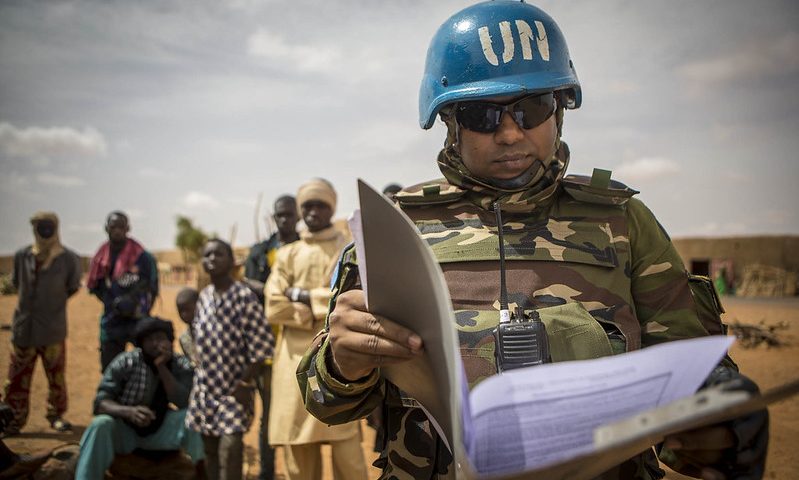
[75,317,204,479]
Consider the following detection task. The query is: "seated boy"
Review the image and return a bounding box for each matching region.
[75,317,204,479]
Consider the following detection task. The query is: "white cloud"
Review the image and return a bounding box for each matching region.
[677,32,799,85]
[614,157,681,183]
[182,191,220,209]
[0,122,108,159]
[246,27,341,73]
[36,173,86,187]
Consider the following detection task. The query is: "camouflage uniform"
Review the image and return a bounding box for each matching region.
[298,143,718,479]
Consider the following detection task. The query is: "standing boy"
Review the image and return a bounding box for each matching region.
[187,239,274,480]
[175,287,199,367]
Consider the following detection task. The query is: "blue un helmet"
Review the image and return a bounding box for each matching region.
[419,0,581,129]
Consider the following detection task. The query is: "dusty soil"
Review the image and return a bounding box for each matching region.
[1,287,797,479]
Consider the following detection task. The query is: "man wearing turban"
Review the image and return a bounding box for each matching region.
[265,179,367,480]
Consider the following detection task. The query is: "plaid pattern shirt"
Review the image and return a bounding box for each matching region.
[93,349,194,413]
[117,352,149,406]
[186,281,275,435]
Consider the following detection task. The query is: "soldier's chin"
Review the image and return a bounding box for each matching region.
[485,168,537,190]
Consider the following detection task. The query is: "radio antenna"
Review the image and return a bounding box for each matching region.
[494,202,511,324]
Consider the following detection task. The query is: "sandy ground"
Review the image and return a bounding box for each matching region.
[1,286,797,479]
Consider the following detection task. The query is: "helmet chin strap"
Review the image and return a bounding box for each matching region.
[446,117,560,193]
[482,160,543,190]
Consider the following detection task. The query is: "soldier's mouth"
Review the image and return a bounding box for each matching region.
[493,154,532,172]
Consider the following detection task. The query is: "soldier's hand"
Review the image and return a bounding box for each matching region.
[663,425,737,479]
[663,367,768,480]
[328,289,423,382]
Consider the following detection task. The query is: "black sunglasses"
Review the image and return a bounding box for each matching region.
[454,92,556,134]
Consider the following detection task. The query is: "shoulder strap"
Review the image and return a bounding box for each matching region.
[562,168,639,206]
[395,178,466,207]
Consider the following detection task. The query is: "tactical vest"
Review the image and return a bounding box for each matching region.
[298,171,728,480]
[398,172,649,387]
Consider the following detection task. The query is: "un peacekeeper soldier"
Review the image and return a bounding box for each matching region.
[297,1,769,479]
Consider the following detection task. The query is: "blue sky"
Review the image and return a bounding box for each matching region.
[1,0,798,255]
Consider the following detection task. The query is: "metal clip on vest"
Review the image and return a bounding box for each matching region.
[492,202,550,373]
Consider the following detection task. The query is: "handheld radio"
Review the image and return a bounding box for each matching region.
[492,202,550,372]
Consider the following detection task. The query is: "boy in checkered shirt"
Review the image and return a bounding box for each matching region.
[186,239,275,480]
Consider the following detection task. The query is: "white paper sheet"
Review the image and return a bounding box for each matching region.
[467,336,734,475]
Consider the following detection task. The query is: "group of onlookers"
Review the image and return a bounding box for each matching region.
[2,178,373,480]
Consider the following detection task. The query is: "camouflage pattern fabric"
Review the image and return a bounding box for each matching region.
[297,147,718,479]
[435,143,567,214]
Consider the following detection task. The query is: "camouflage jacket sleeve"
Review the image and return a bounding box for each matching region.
[297,244,386,425]
[627,198,709,346]
[628,201,744,472]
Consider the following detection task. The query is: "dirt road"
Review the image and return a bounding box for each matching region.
[1,287,796,479]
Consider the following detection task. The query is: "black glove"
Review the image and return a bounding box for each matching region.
[703,366,769,480]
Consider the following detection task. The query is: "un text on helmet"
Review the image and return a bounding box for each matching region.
[478,20,550,66]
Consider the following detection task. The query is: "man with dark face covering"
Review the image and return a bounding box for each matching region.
[75,316,204,480]
[3,212,81,435]
[87,211,160,372]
